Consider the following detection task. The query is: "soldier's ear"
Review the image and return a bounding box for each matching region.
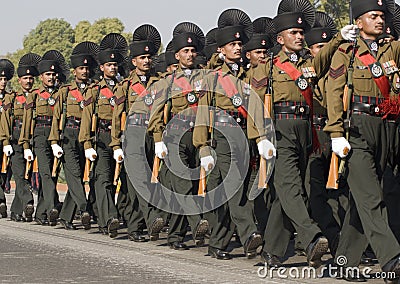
[99,65,105,72]
[246,52,251,60]
[175,52,180,61]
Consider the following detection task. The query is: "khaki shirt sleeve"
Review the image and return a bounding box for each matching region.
[48,87,66,144]
[0,95,13,146]
[18,92,34,149]
[324,50,348,138]
[79,87,95,150]
[313,32,344,78]
[147,78,170,143]
[110,82,127,150]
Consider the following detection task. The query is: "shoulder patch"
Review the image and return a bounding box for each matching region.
[2,103,12,111]
[251,77,268,89]
[114,95,125,105]
[25,102,34,109]
[83,97,93,106]
[329,65,345,80]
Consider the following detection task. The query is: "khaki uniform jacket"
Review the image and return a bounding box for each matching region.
[0,90,24,146]
[110,72,159,150]
[78,78,118,150]
[48,81,88,144]
[147,66,205,143]
[192,62,264,158]
[19,86,58,150]
[324,38,400,138]
[249,33,344,104]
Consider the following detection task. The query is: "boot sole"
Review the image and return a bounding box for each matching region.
[308,238,329,268]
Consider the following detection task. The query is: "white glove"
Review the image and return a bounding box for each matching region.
[85,148,97,161]
[3,145,13,156]
[341,25,359,41]
[201,155,215,172]
[24,149,34,161]
[51,144,63,158]
[155,141,168,159]
[257,139,276,160]
[113,148,124,163]
[331,137,351,158]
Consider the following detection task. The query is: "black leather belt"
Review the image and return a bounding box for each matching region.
[66,117,81,128]
[352,102,382,116]
[274,105,310,115]
[169,114,196,129]
[35,116,52,126]
[127,113,150,127]
[214,111,246,127]
[313,116,327,127]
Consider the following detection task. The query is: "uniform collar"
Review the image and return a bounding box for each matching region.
[131,71,159,88]
[220,61,245,78]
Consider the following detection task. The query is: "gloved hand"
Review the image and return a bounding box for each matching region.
[85,148,97,161]
[113,148,124,163]
[257,139,276,160]
[3,145,13,156]
[24,149,34,161]
[155,142,168,159]
[341,25,359,41]
[331,137,351,158]
[51,144,63,158]
[200,155,215,172]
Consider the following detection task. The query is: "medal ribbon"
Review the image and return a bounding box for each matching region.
[36,90,54,111]
[273,56,319,152]
[217,70,247,118]
[174,76,198,112]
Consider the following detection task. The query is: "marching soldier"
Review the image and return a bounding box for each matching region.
[193,9,270,260]
[79,33,127,238]
[303,11,343,256]
[147,22,209,249]
[48,42,99,230]
[324,0,400,280]
[0,59,15,218]
[111,24,165,242]
[19,50,69,226]
[250,0,355,268]
[0,54,40,222]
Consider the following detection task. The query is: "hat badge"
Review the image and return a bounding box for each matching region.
[377,0,383,5]
[322,32,327,39]
[1,71,4,75]
[145,46,149,51]
[297,17,303,24]
[27,69,30,74]
[187,37,193,43]
[235,32,240,38]
[84,58,88,64]
[111,53,115,59]
[387,27,391,34]
[50,65,54,70]
[261,40,266,45]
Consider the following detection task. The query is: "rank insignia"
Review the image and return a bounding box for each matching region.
[369,62,383,78]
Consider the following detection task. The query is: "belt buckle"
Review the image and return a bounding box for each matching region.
[370,104,380,115]
[295,105,307,115]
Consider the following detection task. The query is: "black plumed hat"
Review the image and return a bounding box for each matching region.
[131,24,161,57]
[165,41,179,66]
[39,50,70,80]
[274,0,315,33]
[98,33,128,64]
[0,59,14,80]
[305,12,337,47]
[17,53,41,77]
[172,22,205,52]
[216,8,253,47]
[244,17,274,52]
[203,28,219,60]
[71,41,99,69]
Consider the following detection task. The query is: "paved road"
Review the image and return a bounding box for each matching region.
[0,190,388,283]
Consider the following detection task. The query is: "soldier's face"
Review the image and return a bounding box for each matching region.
[132,54,152,74]
[175,47,197,68]
[246,49,267,67]
[18,75,34,91]
[277,28,304,53]
[40,72,56,88]
[74,66,90,82]
[167,64,179,73]
[0,77,7,91]
[357,11,385,38]
[220,41,243,63]
[309,42,328,57]
[100,62,118,79]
